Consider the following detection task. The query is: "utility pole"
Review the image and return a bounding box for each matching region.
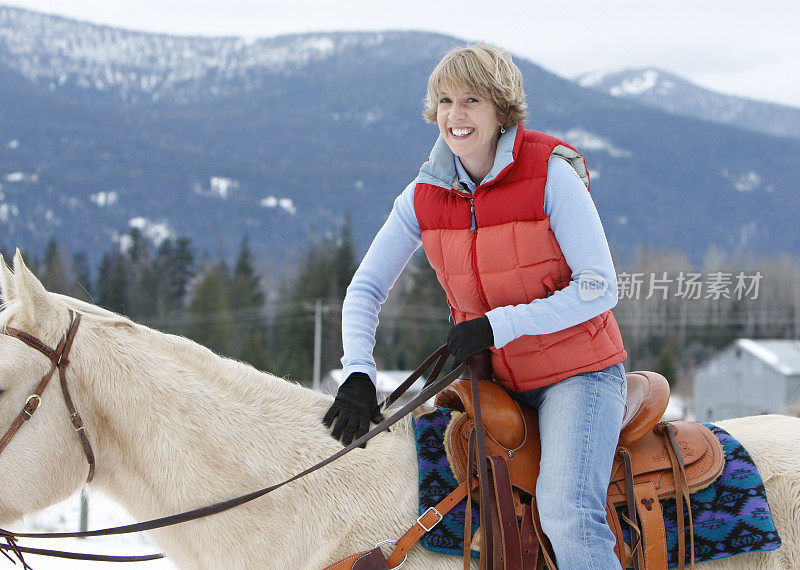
[312,299,322,391]
[79,487,88,535]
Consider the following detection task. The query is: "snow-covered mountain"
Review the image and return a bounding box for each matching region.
[2,5,800,269]
[576,67,800,139]
[0,7,406,105]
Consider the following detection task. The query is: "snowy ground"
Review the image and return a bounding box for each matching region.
[5,490,176,569]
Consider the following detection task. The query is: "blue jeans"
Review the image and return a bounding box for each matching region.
[512,363,627,569]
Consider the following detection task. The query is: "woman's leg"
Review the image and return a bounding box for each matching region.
[530,363,627,569]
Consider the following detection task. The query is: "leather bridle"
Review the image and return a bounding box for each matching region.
[0,310,95,483]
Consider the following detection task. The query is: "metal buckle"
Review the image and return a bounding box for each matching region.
[70,412,85,432]
[23,394,42,418]
[416,506,443,532]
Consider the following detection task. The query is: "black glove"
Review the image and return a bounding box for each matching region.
[323,372,384,447]
[447,316,494,368]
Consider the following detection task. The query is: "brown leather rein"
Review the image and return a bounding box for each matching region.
[0,317,462,566]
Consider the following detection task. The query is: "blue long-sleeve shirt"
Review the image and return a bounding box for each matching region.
[341,127,619,384]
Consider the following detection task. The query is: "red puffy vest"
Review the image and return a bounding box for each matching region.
[414,128,627,392]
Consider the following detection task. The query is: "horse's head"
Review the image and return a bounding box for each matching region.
[0,251,89,525]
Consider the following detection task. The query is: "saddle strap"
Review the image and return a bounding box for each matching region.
[325,479,477,570]
[622,437,691,570]
[528,497,557,570]
[464,429,477,570]
[633,481,668,570]
[657,423,695,569]
[487,456,523,569]
[619,448,643,570]
[469,373,495,570]
[384,478,479,568]
[606,499,625,566]
[519,503,539,568]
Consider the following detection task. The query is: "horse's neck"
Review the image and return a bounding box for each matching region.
[71,325,421,567]
[80,331,338,522]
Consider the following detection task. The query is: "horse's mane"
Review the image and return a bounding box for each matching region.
[51,293,136,324]
[33,293,326,407]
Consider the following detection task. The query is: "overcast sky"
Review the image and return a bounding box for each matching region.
[5,0,799,108]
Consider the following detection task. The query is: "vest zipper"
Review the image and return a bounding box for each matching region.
[467,190,521,391]
[467,196,490,313]
[469,197,476,231]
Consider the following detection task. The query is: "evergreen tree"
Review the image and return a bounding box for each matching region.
[40,238,72,294]
[70,252,93,301]
[276,222,357,382]
[127,227,150,268]
[185,262,232,355]
[331,216,357,298]
[229,236,264,309]
[227,236,271,368]
[126,228,153,319]
[240,329,272,372]
[145,239,175,321]
[381,254,450,368]
[655,344,679,387]
[156,237,195,316]
[96,252,129,316]
[172,238,195,305]
[137,263,163,319]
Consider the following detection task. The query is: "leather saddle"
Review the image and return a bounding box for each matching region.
[435,362,725,570]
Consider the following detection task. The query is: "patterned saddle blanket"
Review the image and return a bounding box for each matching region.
[412,408,781,566]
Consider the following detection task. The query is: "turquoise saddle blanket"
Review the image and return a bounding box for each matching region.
[412,408,781,566]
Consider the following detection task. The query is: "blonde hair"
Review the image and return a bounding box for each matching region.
[423,42,527,129]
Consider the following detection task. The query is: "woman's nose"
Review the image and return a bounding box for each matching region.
[449,102,466,120]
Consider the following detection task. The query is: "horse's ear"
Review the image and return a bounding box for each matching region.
[0,253,16,304]
[12,249,59,328]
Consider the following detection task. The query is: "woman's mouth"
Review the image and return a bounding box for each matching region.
[449,127,475,139]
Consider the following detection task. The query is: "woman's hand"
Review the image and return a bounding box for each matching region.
[447,316,494,368]
[323,372,384,447]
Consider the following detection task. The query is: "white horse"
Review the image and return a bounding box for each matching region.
[0,251,797,569]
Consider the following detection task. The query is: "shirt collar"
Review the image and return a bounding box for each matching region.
[454,155,477,192]
[417,125,519,191]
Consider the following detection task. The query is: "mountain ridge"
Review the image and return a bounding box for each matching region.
[575,66,800,139]
[1,5,799,271]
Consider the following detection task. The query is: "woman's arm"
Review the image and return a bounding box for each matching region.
[341,181,422,382]
[486,156,619,348]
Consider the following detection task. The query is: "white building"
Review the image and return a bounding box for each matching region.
[322,369,431,407]
[693,339,800,421]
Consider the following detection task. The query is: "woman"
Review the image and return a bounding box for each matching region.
[323,42,628,568]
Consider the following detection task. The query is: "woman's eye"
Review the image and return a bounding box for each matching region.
[468,97,479,103]
[439,97,452,104]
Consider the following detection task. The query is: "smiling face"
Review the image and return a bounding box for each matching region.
[436,85,501,182]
